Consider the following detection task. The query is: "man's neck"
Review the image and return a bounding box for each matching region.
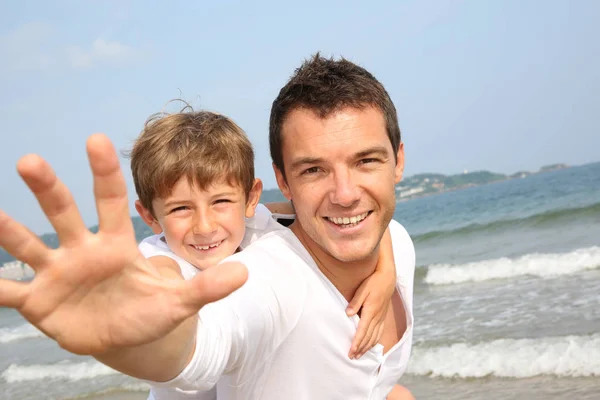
[290,223,379,302]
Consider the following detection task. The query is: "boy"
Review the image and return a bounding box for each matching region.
[127,107,400,399]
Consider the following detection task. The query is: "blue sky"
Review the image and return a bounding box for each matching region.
[1,0,599,234]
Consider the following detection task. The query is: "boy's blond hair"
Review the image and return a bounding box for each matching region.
[129,106,255,216]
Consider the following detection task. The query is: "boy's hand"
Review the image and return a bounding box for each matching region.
[346,270,393,359]
[346,227,396,359]
[0,134,247,356]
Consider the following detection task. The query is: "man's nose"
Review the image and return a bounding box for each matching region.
[329,170,360,207]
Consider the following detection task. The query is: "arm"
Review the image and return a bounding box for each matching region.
[346,227,396,359]
[264,201,295,215]
[0,135,247,381]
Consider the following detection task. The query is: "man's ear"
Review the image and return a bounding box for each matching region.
[394,142,405,184]
[245,178,263,218]
[135,200,163,234]
[273,163,292,201]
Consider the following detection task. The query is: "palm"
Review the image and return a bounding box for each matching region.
[0,135,247,355]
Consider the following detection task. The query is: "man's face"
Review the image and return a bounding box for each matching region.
[275,106,404,264]
[140,177,260,270]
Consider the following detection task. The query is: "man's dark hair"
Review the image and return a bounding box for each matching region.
[269,53,401,179]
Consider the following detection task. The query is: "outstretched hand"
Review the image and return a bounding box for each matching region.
[0,134,247,355]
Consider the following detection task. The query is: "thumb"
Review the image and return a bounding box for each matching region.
[184,261,249,308]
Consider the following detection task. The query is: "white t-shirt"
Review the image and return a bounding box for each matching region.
[153,218,416,400]
[140,204,289,400]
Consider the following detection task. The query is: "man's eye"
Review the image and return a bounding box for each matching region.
[359,158,378,165]
[303,167,320,175]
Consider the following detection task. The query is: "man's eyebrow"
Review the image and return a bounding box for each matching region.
[289,157,325,171]
[355,146,390,159]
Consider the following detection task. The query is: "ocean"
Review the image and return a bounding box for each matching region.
[1,162,599,399]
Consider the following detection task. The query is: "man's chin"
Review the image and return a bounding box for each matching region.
[324,243,379,264]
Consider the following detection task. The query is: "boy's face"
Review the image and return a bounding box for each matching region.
[138,177,261,270]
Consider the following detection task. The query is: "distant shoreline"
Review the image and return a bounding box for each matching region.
[395,163,571,203]
[0,162,590,266]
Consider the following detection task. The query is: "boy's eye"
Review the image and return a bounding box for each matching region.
[170,206,189,213]
[215,199,232,204]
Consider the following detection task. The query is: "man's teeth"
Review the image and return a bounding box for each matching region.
[193,241,222,250]
[327,212,369,226]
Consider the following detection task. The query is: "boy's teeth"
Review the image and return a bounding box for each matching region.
[327,212,369,226]
[194,241,222,250]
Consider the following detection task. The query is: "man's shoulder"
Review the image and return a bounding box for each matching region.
[388,219,412,242]
[389,220,414,254]
[388,219,416,283]
[237,228,301,261]
[241,204,291,249]
[223,229,310,297]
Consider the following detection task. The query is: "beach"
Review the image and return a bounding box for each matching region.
[1,162,599,399]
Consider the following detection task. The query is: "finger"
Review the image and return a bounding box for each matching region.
[181,261,248,308]
[346,285,367,317]
[363,322,384,359]
[356,310,379,357]
[0,278,29,308]
[87,134,133,235]
[374,322,384,344]
[17,155,88,246]
[362,321,384,360]
[0,209,50,268]
[349,306,372,359]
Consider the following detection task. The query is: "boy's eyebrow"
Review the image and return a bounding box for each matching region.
[163,199,188,208]
[211,190,240,198]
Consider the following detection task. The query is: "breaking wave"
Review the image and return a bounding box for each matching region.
[1,361,118,383]
[424,246,600,285]
[408,333,600,378]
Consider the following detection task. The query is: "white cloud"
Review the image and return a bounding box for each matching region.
[0,22,141,73]
[68,39,140,69]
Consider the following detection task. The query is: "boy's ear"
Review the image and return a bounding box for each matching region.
[273,164,292,201]
[135,200,163,234]
[245,178,263,218]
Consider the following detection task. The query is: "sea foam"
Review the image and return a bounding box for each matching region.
[407,333,600,378]
[425,246,600,285]
[0,324,46,344]
[1,360,118,383]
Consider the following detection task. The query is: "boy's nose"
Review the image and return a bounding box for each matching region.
[192,215,217,235]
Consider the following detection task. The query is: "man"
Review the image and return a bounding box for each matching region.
[0,54,415,399]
